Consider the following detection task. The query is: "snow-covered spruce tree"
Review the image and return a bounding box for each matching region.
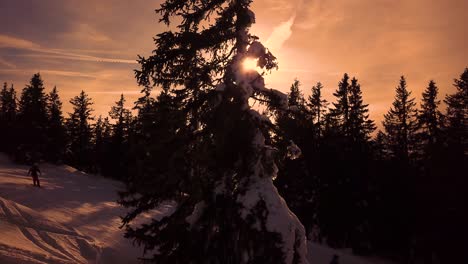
[119,1,309,263]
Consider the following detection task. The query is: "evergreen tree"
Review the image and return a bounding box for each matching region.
[0,83,17,116]
[132,85,156,149]
[444,68,468,153]
[382,76,418,162]
[330,73,350,135]
[66,91,94,171]
[134,85,155,116]
[119,1,309,263]
[274,80,317,235]
[93,116,112,175]
[348,77,376,143]
[381,76,418,256]
[108,94,133,180]
[288,79,306,110]
[419,81,443,142]
[94,116,105,171]
[372,130,388,160]
[46,86,67,162]
[317,77,375,250]
[415,80,444,163]
[127,85,187,203]
[0,83,17,153]
[438,68,468,264]
[17,73,49,161]
[307,82,328,137]
[275,79,310,152]
[109,94,132,145]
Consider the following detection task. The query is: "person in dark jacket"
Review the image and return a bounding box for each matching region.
[28,163,41,187]
[330,254,339,264]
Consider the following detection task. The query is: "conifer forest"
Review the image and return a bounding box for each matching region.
[0,0,466,263]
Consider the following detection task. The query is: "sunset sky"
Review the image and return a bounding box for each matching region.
[0,0,467,127]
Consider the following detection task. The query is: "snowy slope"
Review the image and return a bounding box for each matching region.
[0,196,99,264]
[0,153,393,264]
[307,242,396,264]
[0,153,175,264]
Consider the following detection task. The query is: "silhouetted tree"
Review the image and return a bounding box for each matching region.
[274,80,317,235]
[127,85,187,200]
[348,77,376,144]
[66,90,94,171]
[134,85,155,116]
[131,85,157,153]
[275,79,311,153]
[119,1,310,263]
[307,82,328,137]
[444,68,468,155]
[108,94,133,180]
[418,80,443,155]
[329,73,350,135]
[0,83,17,153]
[109,94,132,144]
[436,68,468,263]
[45,86,67,162]
[383,76,418,162]
[93,115,112,175]
[288,79,306,109]
[17,73,49,161]
[372,130,387,160]
[379,76,418,259]
[312,75,376,251]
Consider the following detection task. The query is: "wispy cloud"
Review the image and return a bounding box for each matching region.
[60,23,112,43]
[266,15,296,54]
[39,70,97,78]
[14,52,137,64]
[0,57,16,69]
[0,69,96,78]
[0,34,137,64]
[265,0,311,54]
[0,35,39,50]
[87,90,141,95]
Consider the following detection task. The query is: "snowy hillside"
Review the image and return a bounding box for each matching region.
[0,153,174,263]
[0,153,393,264]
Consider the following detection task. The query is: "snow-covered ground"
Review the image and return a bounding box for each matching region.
[0,153,173,264]
[307,242,396,264]
[0,153,393,264]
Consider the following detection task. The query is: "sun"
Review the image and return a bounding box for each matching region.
[242,57,260,72]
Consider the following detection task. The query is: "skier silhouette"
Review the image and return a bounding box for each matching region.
[28,163,41,187]
[330,254,339,264]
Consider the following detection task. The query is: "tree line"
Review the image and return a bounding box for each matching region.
[273,70,467,263]
[0,68,466,263]
[0,73,133,180]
